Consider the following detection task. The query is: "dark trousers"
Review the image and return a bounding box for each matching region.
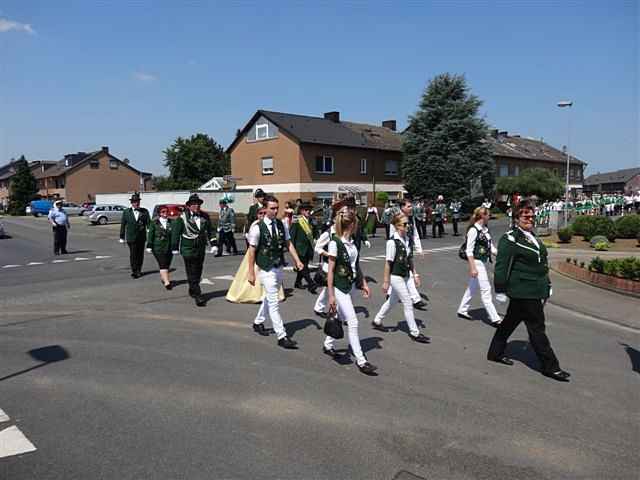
[295,256,314,287]
[218,230,238,255]
[452,217,459,235]
[128,237,145,274]
[488,298,560,374]
[432,220,444,238]
[384,224,390,240]
[53,225,68,254]
[416,220,427,239]
[183,254,205,297]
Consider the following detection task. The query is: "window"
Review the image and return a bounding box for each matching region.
[261,157,274,175]
[90,160,100,169]
[256,123,269,140]
[109,160,119,169]
[384,159,398,176]
[499,164,509,177]
[360,158,367,175]
[315,155,334,174]
[113,205,124,211]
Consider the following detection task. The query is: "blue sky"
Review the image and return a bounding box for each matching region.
[1,1,637,176]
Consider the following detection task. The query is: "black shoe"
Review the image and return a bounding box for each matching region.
[323,347,339,358]
[308,284,318,295]
[410,333,430,344]
[252,323,269,336]
[413,301,427,310]
[358,362,378,375]
[54,252,60,256]
[294,282,304,289]
[131,272,138,279]
[371,321,387,332]
[195,295,206,307]
[164,282,172,290]
[543,369,571,382]
[314,309,327,319]
[457,312,472,320]
[61,250,68,254]
[278,337,298,349]
[488,356,514,366]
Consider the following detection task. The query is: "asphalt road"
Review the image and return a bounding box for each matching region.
[0,215,638,479]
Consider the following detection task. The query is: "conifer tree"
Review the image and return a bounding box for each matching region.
[8,156,38,215]
[402,74,495,204]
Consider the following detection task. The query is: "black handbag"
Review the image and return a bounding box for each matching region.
[323,306,344,339]
[314,269,327,287]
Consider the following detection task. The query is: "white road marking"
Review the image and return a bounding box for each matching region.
[0,426,37,458]
[422,246,458,253]
[95,255,112,259]
[52,259,69,263]
[26,262,44,266]
[212,275,235,281]
[375,254,387,258]
[200,278,214,285]
[359,259,371,263]
[2,265,21,269]
[0,408,9,423]
[74,257,89,261]
[361,257,379,261]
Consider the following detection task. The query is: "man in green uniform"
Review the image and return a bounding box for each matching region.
[119,192,150,278]
[290,202,318,294]
[171,194,218,306]
[247,188,266,226]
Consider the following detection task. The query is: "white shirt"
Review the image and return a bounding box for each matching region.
[328,235,358,272]
[133,209,140,221]
[159,217,168,229]
[466,221,497,259]
[517,226,539,249]
[389,217,422,253]
[247,216,290,247]
[194,216,201,229]
[385,233,411,261]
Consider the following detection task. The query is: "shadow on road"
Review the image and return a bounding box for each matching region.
[200,290,229,304]
[0,345,70,382]
[361,336,384,354]
[467,308,500,328]
[287,318,322,339]
[505,340,540,372]
[620,342,640,374]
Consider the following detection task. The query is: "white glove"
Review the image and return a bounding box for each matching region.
[495,293,508,303]
[119,239,125,244]
[146,248,152,253]
[171,250,179,255]
[364,240,371,248]
[210,246,218,255]
[549,288,553,297]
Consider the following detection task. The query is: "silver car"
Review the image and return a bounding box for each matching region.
[86,204,127,225]
[61,202,84,216]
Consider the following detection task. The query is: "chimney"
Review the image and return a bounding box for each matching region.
[324,111,340,123]
[490,129,499,138]
[382,120,397,131]
[101,146,109,154]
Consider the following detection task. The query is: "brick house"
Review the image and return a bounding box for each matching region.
[583,167,640,195]
[487,130,586,197]
[0,147,152,208]
[228,110,406,206]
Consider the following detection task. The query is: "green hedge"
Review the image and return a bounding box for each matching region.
[588,256,640,280]
[614,215,640,239]
[571,215,616,241]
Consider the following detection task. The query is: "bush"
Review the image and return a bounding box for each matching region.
[589,235,609,247]
[589,256,605,273]
[615,215,640,239]
[572,258,578,265]
[618,257,640,280]
[594,241,610,251]
[603,259,619,276]
[557,227,572,243]
[583,216,616,242]
[566,257,572,263]
[580,261,585,268]
[571,216,593,236]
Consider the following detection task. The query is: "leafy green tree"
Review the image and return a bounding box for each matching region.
[161,133,230,191]
[402,73,495,204]
[496,168,564,201]
[8,156,38,215]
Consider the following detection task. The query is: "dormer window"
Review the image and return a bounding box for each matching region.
[109,160,119,169]
[90,160,100,169]
[256,123,269,140]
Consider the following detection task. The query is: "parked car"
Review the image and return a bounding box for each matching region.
[61,202,84,216]
[29,199,53,217]
[152,204,186,219]
[80,202,95,216]
[86,204,127,225]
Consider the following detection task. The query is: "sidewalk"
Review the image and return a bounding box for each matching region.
[549,270,640,330]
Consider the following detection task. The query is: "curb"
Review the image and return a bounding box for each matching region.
[551,264,640,299]
[547,297,640,332]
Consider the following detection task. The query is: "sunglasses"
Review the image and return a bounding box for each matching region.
[401,222,410,226]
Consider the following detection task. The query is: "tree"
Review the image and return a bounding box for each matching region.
[161,133,230,191]
[496,168,564,201]
[402,73,495,206]
[8,156,38,215]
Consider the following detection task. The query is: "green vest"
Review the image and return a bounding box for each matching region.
[332,235,355,294]
[390,239,413,278]
[256,219,287,271]
[471,226,491,263]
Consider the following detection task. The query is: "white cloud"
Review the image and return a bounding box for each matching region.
[0,17,35,35]
[133,71,157,82]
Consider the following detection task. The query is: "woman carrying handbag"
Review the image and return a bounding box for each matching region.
[323,207,377,375]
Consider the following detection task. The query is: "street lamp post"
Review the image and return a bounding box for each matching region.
[557,100,573,227]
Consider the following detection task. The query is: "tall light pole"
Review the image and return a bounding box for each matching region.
[557,100,573,227]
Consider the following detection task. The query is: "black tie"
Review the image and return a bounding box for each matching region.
[271,221,277,239]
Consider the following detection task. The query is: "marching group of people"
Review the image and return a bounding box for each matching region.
[115,188,570,381]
